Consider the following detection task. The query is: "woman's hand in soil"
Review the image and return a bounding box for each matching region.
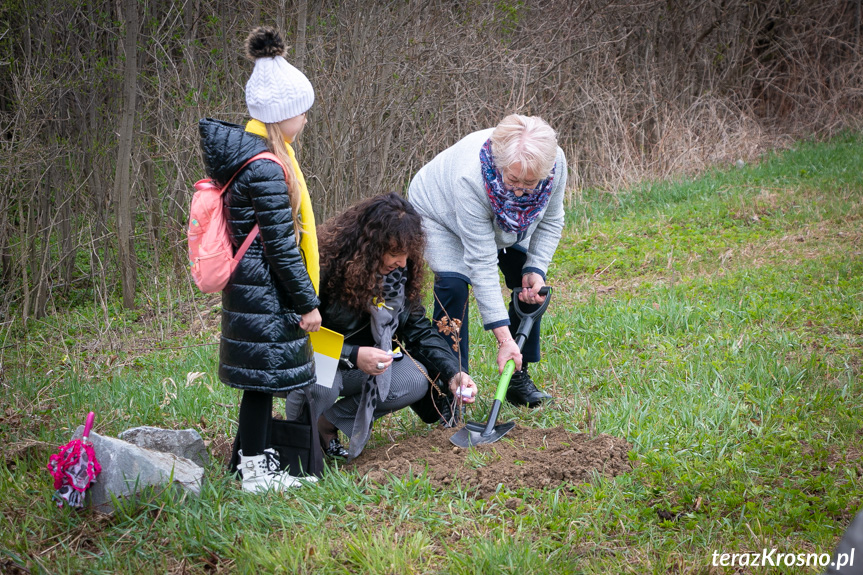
[448,372,477,404]
[357,347,393,376]
[299,308,322,332]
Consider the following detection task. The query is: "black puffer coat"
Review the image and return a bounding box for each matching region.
[199,118,319,392]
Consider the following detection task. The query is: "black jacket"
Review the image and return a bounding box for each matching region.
[319,277,460,393]
[199,118,319,393]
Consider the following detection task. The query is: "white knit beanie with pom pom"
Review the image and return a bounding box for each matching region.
[244,27,314,123]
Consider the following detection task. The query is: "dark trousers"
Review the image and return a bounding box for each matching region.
[432,248,542,373]
[238,390,272,456]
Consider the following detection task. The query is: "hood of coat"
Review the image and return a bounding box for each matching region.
[198,118,269,186]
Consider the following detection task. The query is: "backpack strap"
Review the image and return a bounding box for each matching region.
[222,152,289,262]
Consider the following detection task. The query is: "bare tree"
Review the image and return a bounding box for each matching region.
[0,0,860,322]
[113,0,140,309]
[294,0,308,71]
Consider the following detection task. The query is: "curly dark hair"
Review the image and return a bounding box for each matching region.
[319,192,426,314]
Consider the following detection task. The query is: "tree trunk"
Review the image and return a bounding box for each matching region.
[32,165,52,319]
[295,0,307,71]
[142,133,159,270]
[85,0,108,285]
[59,172,74,293]
[19,195,31,321]
[114,0,139,309]
[0,193,9,288]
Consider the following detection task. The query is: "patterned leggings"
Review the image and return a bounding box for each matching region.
[285,358,430,437]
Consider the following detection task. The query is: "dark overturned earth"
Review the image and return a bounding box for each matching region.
[346,425,632,497]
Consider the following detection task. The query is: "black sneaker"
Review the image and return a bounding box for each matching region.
[324,438,349,459]
[505,365,552,408]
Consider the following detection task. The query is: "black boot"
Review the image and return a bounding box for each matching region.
[324,437,349,459]
[505,364,552,407]
[318,415,348,459]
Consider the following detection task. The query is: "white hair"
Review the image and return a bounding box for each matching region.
[490,114,558,179]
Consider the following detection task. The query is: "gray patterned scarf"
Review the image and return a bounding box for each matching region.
[347,266,408,460]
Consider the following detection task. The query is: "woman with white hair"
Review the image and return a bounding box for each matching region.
[408,114,567,408]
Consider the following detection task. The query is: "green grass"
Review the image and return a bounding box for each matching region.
[2,133,862,573]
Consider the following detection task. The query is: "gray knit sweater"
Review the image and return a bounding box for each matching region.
[408,128,567,330]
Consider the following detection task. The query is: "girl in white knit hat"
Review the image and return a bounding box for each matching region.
[198,26,322,493]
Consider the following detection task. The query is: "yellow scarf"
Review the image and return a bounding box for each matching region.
[245,119,319,293]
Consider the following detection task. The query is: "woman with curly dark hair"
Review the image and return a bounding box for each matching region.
[287,192,478,460]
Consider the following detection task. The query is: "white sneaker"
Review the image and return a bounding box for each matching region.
[263,448,319,485]
[266,448,320,485]
[238,449,302,493]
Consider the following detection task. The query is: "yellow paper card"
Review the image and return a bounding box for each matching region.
[309,327,343,389]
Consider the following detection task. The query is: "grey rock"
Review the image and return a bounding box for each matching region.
[71,427,204,514]
[118,426,209,467]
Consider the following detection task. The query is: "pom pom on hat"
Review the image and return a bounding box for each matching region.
[245,26,285,59]
[244,27,314,123]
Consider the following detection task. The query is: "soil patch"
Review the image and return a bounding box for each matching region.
[348,425,632,497]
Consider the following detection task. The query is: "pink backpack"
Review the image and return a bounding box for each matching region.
[187,152,286,293]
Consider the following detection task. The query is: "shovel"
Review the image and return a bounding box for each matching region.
[450,286,552,448]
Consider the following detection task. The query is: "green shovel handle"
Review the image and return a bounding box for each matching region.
[494,359,516,403]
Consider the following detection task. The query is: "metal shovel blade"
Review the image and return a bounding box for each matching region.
[450,420,515,448]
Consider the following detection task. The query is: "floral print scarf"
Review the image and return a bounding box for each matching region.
[480,138,555,234]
